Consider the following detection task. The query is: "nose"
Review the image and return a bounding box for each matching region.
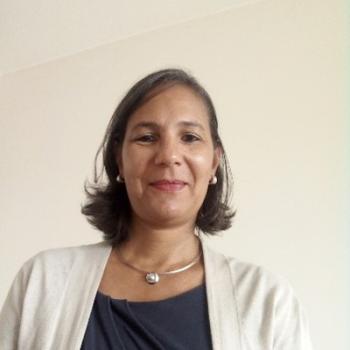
[154,138,181,167]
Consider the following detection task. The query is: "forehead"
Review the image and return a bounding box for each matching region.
[127,84,210,129]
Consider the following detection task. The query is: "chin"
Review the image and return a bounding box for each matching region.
[147,206,189,223]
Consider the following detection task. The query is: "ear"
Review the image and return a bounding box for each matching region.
[212,146,222,174]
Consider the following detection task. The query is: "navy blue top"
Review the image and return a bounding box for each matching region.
[81,282,213,350]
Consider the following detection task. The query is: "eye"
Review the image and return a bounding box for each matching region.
[135,134,157,143]
[182,133,201,143]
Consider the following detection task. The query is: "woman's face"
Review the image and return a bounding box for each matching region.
[117,84,221,228]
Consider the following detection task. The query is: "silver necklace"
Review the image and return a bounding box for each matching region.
[114,246,203,285]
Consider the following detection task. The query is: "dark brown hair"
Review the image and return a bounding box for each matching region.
[81,68,236,246]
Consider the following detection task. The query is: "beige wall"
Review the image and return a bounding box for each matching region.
[1,0,348,348]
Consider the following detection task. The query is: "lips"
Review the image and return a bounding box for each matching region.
[150,179,187,192]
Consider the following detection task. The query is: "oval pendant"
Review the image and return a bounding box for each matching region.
[146,272,160,284]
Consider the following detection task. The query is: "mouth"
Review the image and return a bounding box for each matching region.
[150,179,187,192]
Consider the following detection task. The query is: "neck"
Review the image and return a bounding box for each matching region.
[116,220,201,271]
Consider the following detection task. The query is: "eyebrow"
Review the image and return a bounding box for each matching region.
[130,120,205,132]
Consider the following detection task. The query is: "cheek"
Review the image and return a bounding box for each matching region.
[122,147,144,176]
[122,151,151,198]
[189,153,215,178]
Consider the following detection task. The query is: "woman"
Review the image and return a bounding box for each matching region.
[0,69,313,349]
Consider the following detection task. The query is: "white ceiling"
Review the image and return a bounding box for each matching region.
[0,0,254,76]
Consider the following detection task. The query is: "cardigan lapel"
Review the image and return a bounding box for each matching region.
[51,241,113,350]
[200,236,242,350]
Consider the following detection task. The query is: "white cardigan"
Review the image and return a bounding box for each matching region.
[0,236,313,350]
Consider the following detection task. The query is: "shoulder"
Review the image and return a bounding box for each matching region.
[4,241,112,315]
[25,240,110,264]
[203,239,293,298]
[223,254,312,347]
[223,254,297,317]
[203,240,297,312]
[226,255,294,297]
[16,241,112,286]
